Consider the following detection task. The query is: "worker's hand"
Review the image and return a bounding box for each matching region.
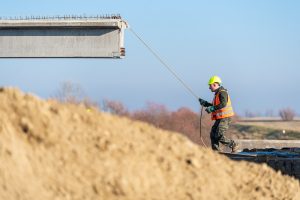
[205,106,215,113]
[198,98,208,106]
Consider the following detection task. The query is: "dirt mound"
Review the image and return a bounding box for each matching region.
[0,88,299,200]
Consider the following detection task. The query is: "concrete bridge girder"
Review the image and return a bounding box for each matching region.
[0,18,128,58]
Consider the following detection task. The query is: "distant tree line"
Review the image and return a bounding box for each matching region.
[52,82,214,146]
[244,108,297,121]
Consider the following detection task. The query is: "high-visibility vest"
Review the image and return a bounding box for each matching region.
[211,90,234,120]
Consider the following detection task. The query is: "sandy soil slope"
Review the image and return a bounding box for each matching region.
[0,88,299,200]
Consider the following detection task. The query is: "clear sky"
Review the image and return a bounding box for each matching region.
[0,0,299,116]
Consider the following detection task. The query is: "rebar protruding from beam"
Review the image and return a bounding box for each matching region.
[0,14,122,21]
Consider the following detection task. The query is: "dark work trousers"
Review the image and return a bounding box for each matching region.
[210,117,234,151]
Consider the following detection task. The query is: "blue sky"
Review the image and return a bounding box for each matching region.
[0,0,299,116]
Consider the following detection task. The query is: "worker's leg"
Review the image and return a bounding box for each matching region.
[216,118,235,148]
[210,119,221,151]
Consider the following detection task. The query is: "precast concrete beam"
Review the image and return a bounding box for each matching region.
[0,17,128,58]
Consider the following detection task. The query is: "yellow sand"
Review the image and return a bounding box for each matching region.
[0,88,299,200]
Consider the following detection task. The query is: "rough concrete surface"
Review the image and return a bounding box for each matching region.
[0,18,127,58]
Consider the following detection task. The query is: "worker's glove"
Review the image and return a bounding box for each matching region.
[198,98,208,106]
[205,106,215,113]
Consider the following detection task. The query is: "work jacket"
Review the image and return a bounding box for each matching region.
[211,86,234,120]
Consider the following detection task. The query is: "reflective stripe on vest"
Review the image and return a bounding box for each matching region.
[211,89,234,120]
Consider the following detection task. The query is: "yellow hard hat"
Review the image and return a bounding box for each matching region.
[208,76,222,85]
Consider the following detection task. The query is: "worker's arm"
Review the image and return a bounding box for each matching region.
[213,91,228,110]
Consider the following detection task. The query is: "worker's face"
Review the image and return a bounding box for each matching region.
[209,83,220,92]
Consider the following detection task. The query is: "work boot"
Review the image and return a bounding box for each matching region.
[231,142,239,153]
[212,144,220,151]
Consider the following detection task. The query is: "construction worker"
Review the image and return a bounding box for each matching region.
[199,76,238,152]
